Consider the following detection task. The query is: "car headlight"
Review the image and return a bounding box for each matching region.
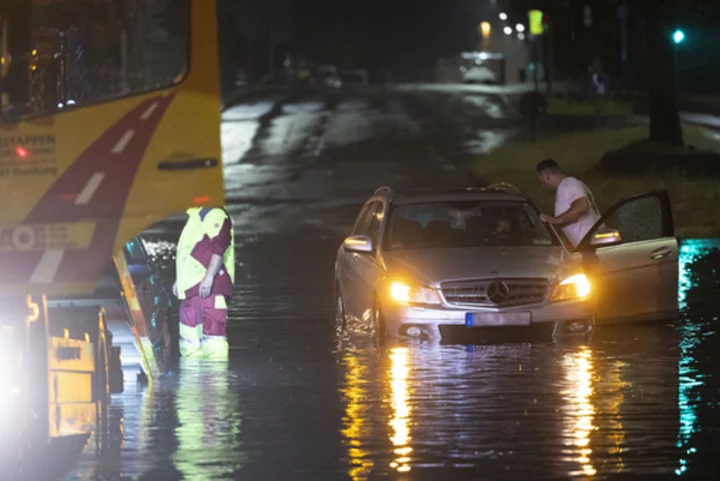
[551,274,591,301]
[389,281,441,305]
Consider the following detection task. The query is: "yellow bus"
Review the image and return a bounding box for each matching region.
[0,0,224,471]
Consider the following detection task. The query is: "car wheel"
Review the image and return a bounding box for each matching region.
[373,300,387,346]
[335,289,347,332]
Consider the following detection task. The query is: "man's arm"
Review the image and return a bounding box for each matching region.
[198,254,224,298]
[198,208,232,298]
[541,197,590,226]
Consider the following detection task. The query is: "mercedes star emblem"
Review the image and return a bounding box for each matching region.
[487,281,511,305]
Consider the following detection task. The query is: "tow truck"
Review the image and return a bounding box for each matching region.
[0,0,225,475]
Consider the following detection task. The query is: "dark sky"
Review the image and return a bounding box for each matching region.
[292,0,489,79]
[221,0,720,92]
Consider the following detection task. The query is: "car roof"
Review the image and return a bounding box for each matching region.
[379,186,529,205]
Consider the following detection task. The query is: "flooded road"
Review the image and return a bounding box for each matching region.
[66,87,719,480]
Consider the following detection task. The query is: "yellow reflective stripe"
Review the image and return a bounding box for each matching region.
[179,324,203,358]
[214,295,227,309]
[202,336,229,361]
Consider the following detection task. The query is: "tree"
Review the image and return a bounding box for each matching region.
[643,0,683,146]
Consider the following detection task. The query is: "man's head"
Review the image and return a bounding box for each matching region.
[536,158,565,192]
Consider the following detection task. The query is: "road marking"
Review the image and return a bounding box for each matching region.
[112,130,135,154]
[30,249,65,283]
[75,172,106,205]
[141,102,159,121]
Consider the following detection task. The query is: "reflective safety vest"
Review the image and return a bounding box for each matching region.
[176,207,235,300]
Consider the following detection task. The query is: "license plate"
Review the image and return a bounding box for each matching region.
[465,311,531,327]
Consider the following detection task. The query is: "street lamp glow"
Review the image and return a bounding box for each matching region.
[518,33,526,40]
[480,21,491,39]
[516,24,525,32]
[499,12,508,21]
[673,29,685,44]
[503,26,513,35]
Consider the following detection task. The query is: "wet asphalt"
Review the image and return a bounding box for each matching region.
[65,86,720,481]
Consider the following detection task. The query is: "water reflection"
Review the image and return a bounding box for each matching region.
[675,239,720,476]
[341,349,374,481]
[603,361,629,474]
[173,361,244,480]
[388,347,412,474]
[561,346,597,477]
[676,319,701,477]
[64,236,720,480]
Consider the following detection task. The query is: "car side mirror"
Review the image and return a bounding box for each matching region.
[590,228,622,247]
[343,235,373,253]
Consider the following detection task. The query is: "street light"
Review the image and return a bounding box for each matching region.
[516,24,525,32]
[480,21,491,39]
[499,12,508,21]
[503,26,513,35]
[673,29,685,44]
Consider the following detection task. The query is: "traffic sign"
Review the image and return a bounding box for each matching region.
[529,10,544,35]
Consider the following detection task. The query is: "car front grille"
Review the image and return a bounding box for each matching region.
[440,279,549,308]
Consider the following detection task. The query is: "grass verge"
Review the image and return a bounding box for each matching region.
[473,124,720,238]
[546,97,635,116]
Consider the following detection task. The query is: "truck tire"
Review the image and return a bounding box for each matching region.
[109,346,124,394]
[93,313,110,454]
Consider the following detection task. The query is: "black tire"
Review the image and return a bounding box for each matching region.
[334,285,347,332]
[372,299,387,347]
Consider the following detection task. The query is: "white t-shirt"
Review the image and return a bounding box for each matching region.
[555,177,601,248]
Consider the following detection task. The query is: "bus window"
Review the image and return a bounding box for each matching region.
[1,0,189,121]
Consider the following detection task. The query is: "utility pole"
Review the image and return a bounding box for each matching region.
[618,0,629,87]
[584,5,593,66]
[545,15,553,96]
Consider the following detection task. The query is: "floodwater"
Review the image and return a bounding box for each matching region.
[67,237,720,481]
[65,87,720,480]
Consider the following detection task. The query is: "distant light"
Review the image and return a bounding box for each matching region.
[57,103,64,109]
[518,33,526,40]
[67,99,76,106]
[499,12,508,21]
[673,29,685,44]
[503,26,513,35]
[516,24,525,32]
[480,21,491,38]
[15,146,29,158]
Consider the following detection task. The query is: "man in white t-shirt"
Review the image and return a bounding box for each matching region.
[536,159,601,248]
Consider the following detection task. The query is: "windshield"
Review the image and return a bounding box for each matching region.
[384,200,558,250]
[1,0,189,121]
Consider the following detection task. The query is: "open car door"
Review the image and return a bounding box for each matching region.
[576,190,679,324]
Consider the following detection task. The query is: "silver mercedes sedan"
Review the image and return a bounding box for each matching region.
[334,185,679,341]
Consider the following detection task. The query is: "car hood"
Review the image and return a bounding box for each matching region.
[383,245,575,286]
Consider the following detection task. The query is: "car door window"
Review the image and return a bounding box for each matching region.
[353,201,381,235]
[351,203,375,236]
[365,202,385,248]
[602,196,664,243]
[579,191,673,249]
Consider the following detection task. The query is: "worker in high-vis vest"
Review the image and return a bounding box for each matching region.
[173,206,235,360]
